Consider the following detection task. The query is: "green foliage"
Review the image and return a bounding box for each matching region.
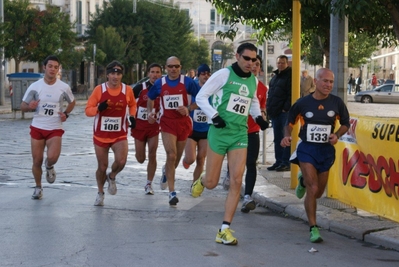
[0,0,77,72]
[212,42,235,67]
[86,0,210,82]
[207,0,399,67]
[189,38,211,68]
[348,33,379,68]
[328,0,399,48]
[93,26,127,66]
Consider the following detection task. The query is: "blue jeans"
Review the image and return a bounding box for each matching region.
[271,112,290,166]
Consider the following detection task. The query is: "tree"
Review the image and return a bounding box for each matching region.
[86,0,209,83]
[188,37,211,69]
[92,26,128,67]
[0,0,77,72]
[301,31,378,68]
[213,42,235,68]
[348,33,379,69]
[206,0,398,66]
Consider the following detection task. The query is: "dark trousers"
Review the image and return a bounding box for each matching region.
[245,132,260,196]
[271,112,290,167]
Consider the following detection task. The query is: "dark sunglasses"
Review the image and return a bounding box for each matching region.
[200,72,211,76]
[167,64,181,69]
[241,55,257,62]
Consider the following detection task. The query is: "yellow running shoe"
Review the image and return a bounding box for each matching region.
[215,228,238,245]
[191,172,205,197]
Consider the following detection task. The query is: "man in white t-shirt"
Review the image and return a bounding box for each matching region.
[21,55,76,200]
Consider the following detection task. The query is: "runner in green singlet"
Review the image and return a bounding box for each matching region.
[191,43,269,245]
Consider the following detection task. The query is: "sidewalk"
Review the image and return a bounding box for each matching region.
[1,95,399,251]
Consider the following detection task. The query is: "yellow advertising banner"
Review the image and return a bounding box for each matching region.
[327,114,399,222]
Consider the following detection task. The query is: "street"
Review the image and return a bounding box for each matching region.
[1,105,399,266]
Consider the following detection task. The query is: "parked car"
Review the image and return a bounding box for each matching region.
[354,83,399,103]
[130,76,149,88]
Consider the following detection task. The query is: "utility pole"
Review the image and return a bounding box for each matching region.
[0,0,5,106]
[330,0,348,102]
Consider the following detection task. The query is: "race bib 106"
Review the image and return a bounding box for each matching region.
[100,116,122,132]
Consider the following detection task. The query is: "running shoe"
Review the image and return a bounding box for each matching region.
[169,191,179,206]
[191,172,205,197]
[215,228,238,245]
[296,172,306,199]
[94,192,104,206]
[160,165,168,190]
[145,183,154,195]
[107,174,117,195]
[310,226,323,243]
[32,186,43,200]
[45,158,56,184]
[182,159,190,169]
[241,195,256,213]
[222,170,230,191]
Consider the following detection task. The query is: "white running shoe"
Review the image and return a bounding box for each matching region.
[32,186,43,200]
[160,165,168,190]
[145,183,154,195]
[241,195,256,213]
[45,159,56,184]
[94,192,104,206]
[107,174,117,195]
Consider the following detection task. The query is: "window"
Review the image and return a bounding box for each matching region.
[76,1,82,35]
[210,9,215,31]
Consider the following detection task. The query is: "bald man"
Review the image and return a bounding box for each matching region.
[147,56,198,206]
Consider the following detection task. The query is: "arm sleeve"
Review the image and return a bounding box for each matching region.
[283,75,292,112]
[196,69,230,119]
[85,85,102,117]
[338,99,350,128]
[126,86,137,117]
[147,80,161,100]
[249,78,261,119]
[133,83,143,99]
[186,77,200,97]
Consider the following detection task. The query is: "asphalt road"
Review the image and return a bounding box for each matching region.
[0,105,399,266]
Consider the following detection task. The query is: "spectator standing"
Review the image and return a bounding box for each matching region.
[85,60,137,206]
[371,73,378,89]
[266,55,292,172]
[131,63,163,195]
[300,70,315,97]
[355,74,362,94]
[347,73,353,94]
[20,55,76,200]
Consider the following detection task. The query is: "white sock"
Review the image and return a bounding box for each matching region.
[221,224,230,231]
[146,180,151,185]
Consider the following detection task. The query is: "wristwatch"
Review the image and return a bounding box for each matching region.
[64,111,69,119]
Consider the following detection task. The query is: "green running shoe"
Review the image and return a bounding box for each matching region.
[295,172,306,199]
[310,226,323,243]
